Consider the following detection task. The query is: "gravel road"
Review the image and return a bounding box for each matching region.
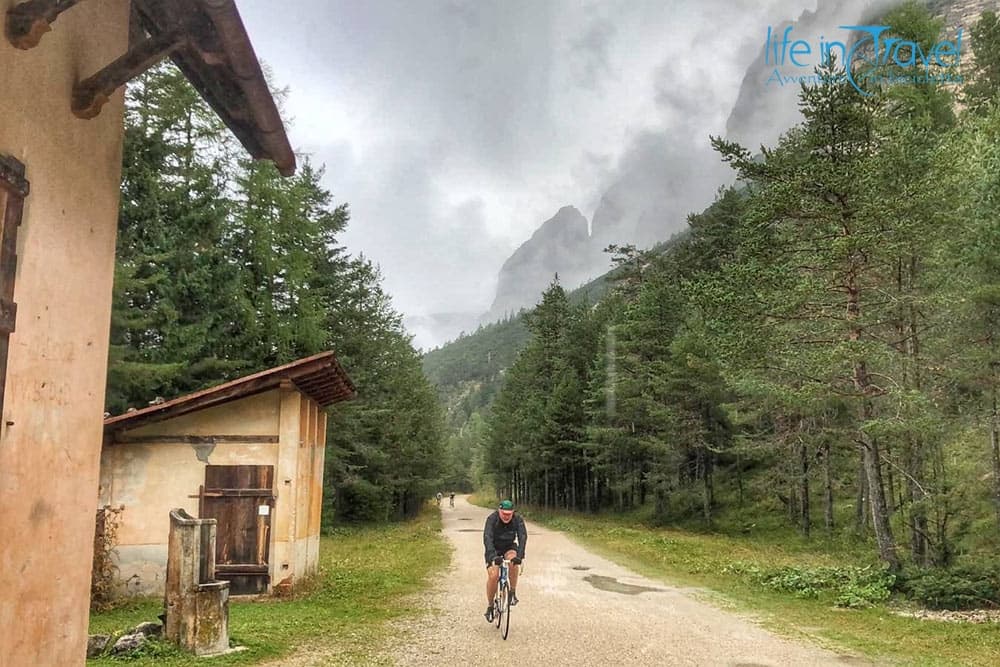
[387,495,870,666]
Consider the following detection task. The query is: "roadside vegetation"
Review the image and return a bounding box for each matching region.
[472,496,1000,666]
[87,508,449,665]
[443,6,1000,610]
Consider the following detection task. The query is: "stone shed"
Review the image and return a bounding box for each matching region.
[100,352,355,595]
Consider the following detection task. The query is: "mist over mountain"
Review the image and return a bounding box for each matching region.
[420,0,986,346]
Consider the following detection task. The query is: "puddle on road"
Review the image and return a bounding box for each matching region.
[456,529,480,532]
[571,565,591,571]
[583,574,662,595]
[458,518,471,521]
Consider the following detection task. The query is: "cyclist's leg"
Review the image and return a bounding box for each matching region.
[486,560,499,604]
[504,549,520,600]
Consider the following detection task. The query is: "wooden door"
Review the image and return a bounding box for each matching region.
[201,465,275,595]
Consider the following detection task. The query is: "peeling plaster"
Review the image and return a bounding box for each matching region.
[191,441,216,463]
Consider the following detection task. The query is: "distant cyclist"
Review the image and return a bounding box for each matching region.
[449,492,455,508]
[435,492,442,506]
[483,499,526,622]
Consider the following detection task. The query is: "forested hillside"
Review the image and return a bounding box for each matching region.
[107,64,444,522]
[430,5,1000,598]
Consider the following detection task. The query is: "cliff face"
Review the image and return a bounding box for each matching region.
[479,0,990,330]
[485,206,591,321]
[725,0,989,149]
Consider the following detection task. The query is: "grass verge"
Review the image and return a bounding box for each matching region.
[476,500,999,666]
[88,506,449,665]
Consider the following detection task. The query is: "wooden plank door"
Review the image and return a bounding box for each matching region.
[201,465,274,595]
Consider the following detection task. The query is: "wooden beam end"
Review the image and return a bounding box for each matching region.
[5,15,52,50]
[71,88,109,119]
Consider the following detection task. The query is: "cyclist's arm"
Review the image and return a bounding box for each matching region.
[483,513,497,562]
[515,515,527,560]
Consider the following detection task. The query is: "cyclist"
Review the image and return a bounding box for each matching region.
[449,492,455,508]
[435,492,442,506]
[483,499,526,622]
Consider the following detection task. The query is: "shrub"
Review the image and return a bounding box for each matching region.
[721,562,894,607]
[334,478,392,523]
[91,505,125,611]
[899,561,1000,610]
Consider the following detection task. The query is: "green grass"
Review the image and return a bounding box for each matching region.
[472,497,1000,666]
[88,506,450,665]
[470,493,1000,666]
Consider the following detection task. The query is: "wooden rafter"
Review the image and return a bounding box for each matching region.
[4,0,83,50]
[113,434,279,445]
[72,28,185,119]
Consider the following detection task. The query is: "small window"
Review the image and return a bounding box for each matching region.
[0,154,27,421]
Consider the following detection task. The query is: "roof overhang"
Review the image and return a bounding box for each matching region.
[5,0,296,176]
[104,351,356,437]
[134,0,296,176]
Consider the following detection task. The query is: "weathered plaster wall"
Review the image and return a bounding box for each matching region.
[100,391,282,594]
[271,387,302,586]
[0,0,129,664]
[101,388,330,595]
[271,389,326,587]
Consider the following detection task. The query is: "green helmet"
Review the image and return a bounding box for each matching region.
[499,499,514,510]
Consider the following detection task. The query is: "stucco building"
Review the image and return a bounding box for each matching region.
[100,353,355,596]
[0,1,293,663]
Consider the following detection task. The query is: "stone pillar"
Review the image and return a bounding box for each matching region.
[164,508,230,656]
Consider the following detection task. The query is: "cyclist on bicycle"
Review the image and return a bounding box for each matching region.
[483,499,526,622]
[449,492,455,508]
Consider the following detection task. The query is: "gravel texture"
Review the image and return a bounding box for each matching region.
[385,496,871,666]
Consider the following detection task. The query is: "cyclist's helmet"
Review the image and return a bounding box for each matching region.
[499,499,514,510]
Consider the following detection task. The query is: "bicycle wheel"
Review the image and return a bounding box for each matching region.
[494,584,507,629]
[501,585,512,640]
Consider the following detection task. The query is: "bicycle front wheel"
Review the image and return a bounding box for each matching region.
[495,585,507,628]
[501,585,512,640]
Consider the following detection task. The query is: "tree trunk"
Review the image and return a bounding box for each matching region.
[544,468,550,510]
[907,442,928,566]
[847,262,900,569]
[701,448,712,524]
[855,450,868,534]
[737,449,745,509]
[823,440,834,533]
[570,466,577,511]
[992,374,1000,534]
[800,436,811,537]
[859,424,901,569]
[883,438,897,515]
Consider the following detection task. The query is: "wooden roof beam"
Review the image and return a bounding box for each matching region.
[5,0,84,50]
[72,28,184,119]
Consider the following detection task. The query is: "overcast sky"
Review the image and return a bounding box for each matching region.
[238,0,823,350]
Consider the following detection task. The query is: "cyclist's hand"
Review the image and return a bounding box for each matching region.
[492,556,503,566]
[512,557,522,565]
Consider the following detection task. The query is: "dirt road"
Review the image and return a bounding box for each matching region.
[387,496,869,666]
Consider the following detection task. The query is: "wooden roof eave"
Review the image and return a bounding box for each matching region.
[4,0,296,176]
[104,351,356,438]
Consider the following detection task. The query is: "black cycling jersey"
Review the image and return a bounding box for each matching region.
[483,510,527,564]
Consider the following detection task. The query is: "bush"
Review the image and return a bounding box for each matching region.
[721,562,895,608]
[899,561,1000,610]
[334,478,392,523]
[92,505,125,611]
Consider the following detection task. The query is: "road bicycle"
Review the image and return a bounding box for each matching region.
[492,558,514,639]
